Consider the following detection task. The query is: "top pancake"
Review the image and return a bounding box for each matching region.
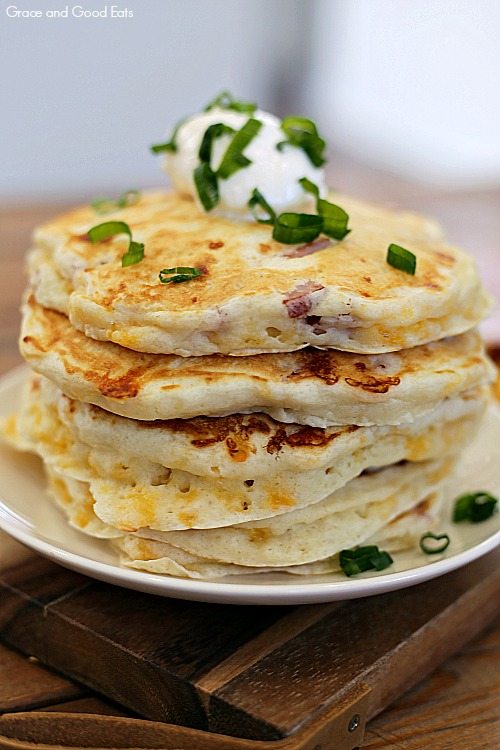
[29,190,491,356]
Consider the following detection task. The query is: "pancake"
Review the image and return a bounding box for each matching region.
[10,375,486,531]
[46,470,121,540]
[48,460,446,575]
[52,378,487,480]
[28,190,491,356]
[132,458,452,567]
[21,296,495,426]
[128,493,444,575]
[117,489,443,578]
[46,460,446,572]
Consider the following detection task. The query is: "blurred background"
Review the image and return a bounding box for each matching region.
[1,0,499,343]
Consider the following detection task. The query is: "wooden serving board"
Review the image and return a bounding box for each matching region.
[0,551,499,748]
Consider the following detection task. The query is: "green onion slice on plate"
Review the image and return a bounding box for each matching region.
[339,545,394,577]
[121,241,145,268]
[217,118,262,180]
[194,119,261,210]
[150,118,186,154]
[298,176,320,199]
[318,200,350,240]
[419,532,450,555]
[272,213,323,244]
[204,91,257,114]
[198,123,235,164]
[452,491,498,523]
[87,220,131,243]
[248,188,276,225]
[298,177,350,240]
[194,163,219,211]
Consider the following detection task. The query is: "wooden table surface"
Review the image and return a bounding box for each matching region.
[1,161,499,748]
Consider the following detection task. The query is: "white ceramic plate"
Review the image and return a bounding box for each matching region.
[0,366,498,605]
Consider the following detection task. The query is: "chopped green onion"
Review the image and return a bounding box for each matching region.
[195,119,259,211]
[121,240,145,268]
[204,91,257,114]
[298,176,320,199]
[370,551,394,571]
[193,163,219,211]
[159,266,203,284]
[248,188,276,225]
[150,141,175,154]
[299,177,350,240]
[150,118,186,154]
[277,116,326,167]
[387,244,417,275]
[88,221,131,243]
[318,199,351,240]
[87,221,144,267]
[194,119,260,211]
[198,123,234,164]
[419,532,450,555]
[272,213,323,244]
[91,190,141,215]
[217,118,262,180]
[452,491,498,523]
[339,545,393,577]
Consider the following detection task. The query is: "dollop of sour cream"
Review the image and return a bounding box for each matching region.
[162,109,327,220]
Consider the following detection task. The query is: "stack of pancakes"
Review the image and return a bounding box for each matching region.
[6,190,495,578]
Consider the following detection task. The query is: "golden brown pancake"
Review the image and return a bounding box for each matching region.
[45,460,448,572]
[20,295,495,426]
[28,190,491,355]
[7,374,487,531]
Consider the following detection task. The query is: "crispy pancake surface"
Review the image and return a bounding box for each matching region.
[10,375,486,531]
[29,190,491,355]
[21,297,494,426]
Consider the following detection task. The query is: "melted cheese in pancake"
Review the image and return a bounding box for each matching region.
[132,459,452,567]
[29,191,491,355]
[21,297,495,426]
[45,460,446,571]
[8,374,487,531]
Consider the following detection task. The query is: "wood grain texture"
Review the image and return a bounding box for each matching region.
[0,558,285,732]
[40,697,131,718]
[195,602,344,696]
[205,552,500,739]
[0,646,85,713]
[0,689,370,750]
[0,553,498,741]
[363,617,500,749]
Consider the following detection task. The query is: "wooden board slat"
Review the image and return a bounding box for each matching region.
[203,551,500,739]
[0,551,498,743]
[362,616,500,749]
[0,644,85,713]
